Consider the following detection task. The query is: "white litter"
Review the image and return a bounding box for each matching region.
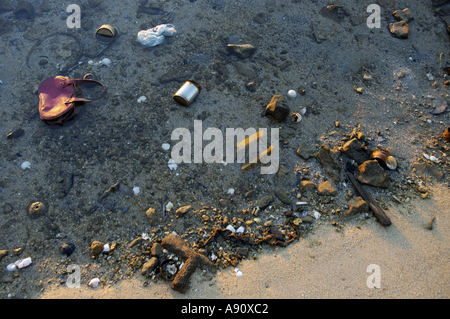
[168,159,178,170]
[136,24,177,47]
[137,96,147,103]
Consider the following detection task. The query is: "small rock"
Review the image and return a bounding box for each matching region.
[145,207,159,226]
[91,241,104,256]
[301,216,314,224]
[357,160,390,188]
[227,44,256,59]
[389,20,409,39]
[265,95,290,121]
[299,180,316,193]
[244,190,257,199]
[342,138,369,165]
[236,247,249,256]
[129,237,144,248]
[175,205,193,217]
[258,195,274,209]
[141,257,159,275]
[59,243,76,256]
[393,8,413,23]
[346,197,369,216]
[417,185,428,193]
[6,128,24,139]
[27,201,47,219]
[0,250,8,262]
[151,243,163,256]
[317,181,337,196]
[245,78,261,92]
[297,142,315,160]
[277,165,296,189]
[2,203,13,214]
[316,144,341,182]
[274,186,291,204]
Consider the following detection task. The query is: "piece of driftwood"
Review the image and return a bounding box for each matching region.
[347,172,392,226]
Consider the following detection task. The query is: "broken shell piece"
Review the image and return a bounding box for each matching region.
[423,153,430,160]
[430,155,438,163]
[443,127,450,142]
[291,113,302,123]
[385,156,397,170]
[88,278,100,288]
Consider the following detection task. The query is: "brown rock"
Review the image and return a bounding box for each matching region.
[410,162,444,181]
[357,160,389,188]
[175,205,193,217]
[129,237,144,248]
[91,241,104,256]
[265,95,290,121]
[141,257,159,276]
[342,138,369,165]
[317,181,337,196]
[393,8,414,23]
[0,250,8,262]
[389,20,409,39]
[297,142,315,160]
[346,197,369,216]
[145,207,158,225]
[316,144,341,182]
[299,180,316,193]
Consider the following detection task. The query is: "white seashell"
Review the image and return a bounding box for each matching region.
[235,271,243,277]
[296,202,308,206]
[426,73,434,81]
[166,201,174,211]
[162,143,170,151]
[226,225,236,233]
[6,264,17,272]
[132,186,140,195]
[17,257,32,269]
[102,243,110,254]
[168,159,178,170]
[137,96,147,103]
[21,161,31,170]
[430,156,438,163]
[287,90,297,98]
[88,278,100,288]
[236,226,245,234]
[227,188,235,195]
[423,153,430,160]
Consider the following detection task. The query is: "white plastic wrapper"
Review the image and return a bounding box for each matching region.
[136,24,177,47]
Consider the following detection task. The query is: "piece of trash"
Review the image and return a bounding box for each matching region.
[96,24,117,45]
[173,81,201,107]
[423,153,430,160]
[21,161,31,170]
[88,278,100,288]
[137,96,147,103]
[370,150,397,169]
[136,24,177,47]
[426,72,434,81]
[168,159,178,170]
[6,257,32,271]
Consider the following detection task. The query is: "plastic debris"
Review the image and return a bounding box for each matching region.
[136,24,177,47]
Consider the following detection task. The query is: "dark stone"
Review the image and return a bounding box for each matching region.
[159,63,199,84]
[6,128,24,139]
[245,78,261,92]
[141,257,159,275]
[253,12,267,24]
[342,138,369,165]
[316,144,341,182]
[227,44,256,59]
[13,1,35,19]
[297,142,315,160]
[274,186,291,204]
[60,243,76,256]
[0,18,13,37]
[0,250,8,262]
[346,197,369,216]
[244,190,257,198]
[393,8,414,23]
[151,243,163,256]
[389,20,409,39]
[258,195,274,209]
[357,160,389,188]
[265,95,290,121]
[2,203,13,214]
[236,247,249,256]
[277,165,296,189]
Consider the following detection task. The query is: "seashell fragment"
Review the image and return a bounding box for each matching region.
[430,155,438,163]
[21,161,31,170]
[88,278,100,288]
[386,156,397,170]
[291,112,302,123]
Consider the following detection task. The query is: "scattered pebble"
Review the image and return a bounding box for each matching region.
[132,186,140,195]
[137,96,147,103]
[162,143,170,151]
[168,159,178,170]
[227,188,235,195]
[99,58,111,66]
[166,202,174,211]
[88,278,100,288]
[21,161,31,170]
[287,89,297,98]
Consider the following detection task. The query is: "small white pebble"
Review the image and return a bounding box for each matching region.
[99,58,111,66]
[162,143,170,151]
[430,156,438,163]
[236,271,243,277]
[287,89,297,98]
[313,210,321,219]
[102,244,110,254]
[226,225,236,233]
[168,159,178,170]
[137,96,147,103]
[423,153,430,160]
[21,161,31,170]
[227,188,235,195]
[132,186,140,195]
[166,202,174,211]
[236,226,245,234]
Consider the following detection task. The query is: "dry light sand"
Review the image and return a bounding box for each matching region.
[39,184,450,299]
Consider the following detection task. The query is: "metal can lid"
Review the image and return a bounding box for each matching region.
[95,24,117,44]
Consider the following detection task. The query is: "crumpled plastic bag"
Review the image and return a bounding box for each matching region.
[136,24,177,47]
